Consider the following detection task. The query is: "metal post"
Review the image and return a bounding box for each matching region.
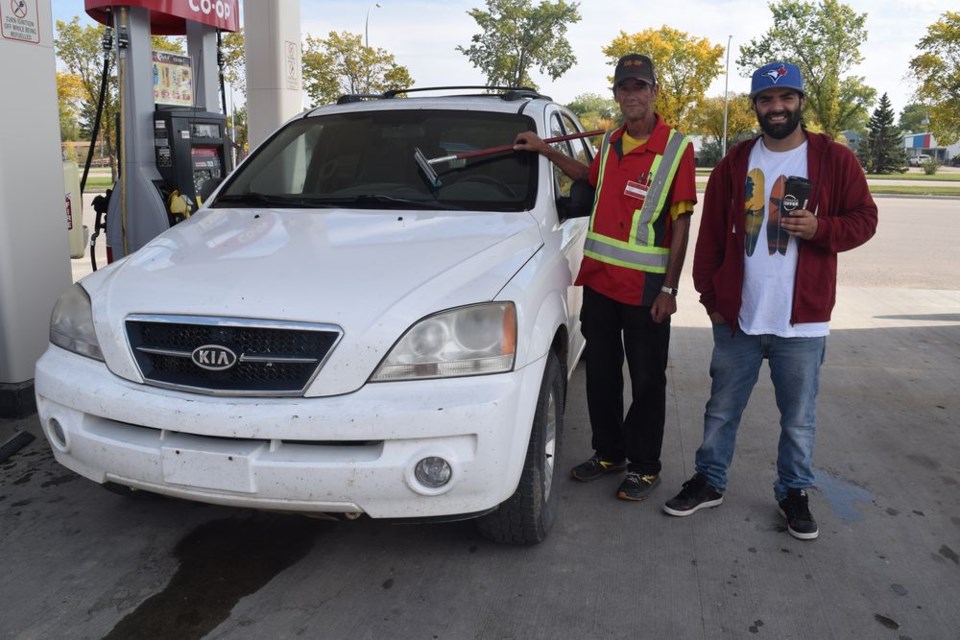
[365,3,381,48]
[722,35,732,158]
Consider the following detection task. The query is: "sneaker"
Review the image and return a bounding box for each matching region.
[778,488,819,540]
[616,472,661,501]
[570,454,627,482]
[662,473,724,516]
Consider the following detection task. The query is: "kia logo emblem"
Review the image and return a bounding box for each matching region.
[191,344,238,371]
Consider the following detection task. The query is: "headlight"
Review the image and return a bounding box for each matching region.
[371,302,516,381]
[49,284,104,361]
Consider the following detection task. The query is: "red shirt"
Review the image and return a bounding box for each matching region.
[575,115,698,305]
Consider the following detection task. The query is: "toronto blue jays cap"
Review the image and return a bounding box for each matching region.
[750,61,805,99]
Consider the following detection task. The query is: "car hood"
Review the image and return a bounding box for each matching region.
[85,207,542,395]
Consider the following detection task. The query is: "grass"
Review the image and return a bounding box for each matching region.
[82,175,114,191]
[866,171,960,181]
[83,167,960,197]
[864,185,960,196]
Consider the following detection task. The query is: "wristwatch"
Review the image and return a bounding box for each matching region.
[660,285,678,297]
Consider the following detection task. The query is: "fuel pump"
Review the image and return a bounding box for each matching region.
[84,0,239,263]
[152,106,230,223]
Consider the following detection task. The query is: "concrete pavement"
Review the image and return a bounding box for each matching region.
[2,196,958,639]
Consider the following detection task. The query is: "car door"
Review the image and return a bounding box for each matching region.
[544,108,594,373]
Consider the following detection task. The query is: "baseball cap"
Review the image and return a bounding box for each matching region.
[750,62,805,99]
[614,54,657,87]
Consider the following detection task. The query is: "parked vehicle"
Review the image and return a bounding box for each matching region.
[35,87,596,544]
[908,153,932,167]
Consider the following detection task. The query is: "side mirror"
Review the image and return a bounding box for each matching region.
[558,179,594,220]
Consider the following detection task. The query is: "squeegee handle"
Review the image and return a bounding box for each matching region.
[452,128,606,161]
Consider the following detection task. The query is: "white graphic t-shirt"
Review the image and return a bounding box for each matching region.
[739,139,829,338]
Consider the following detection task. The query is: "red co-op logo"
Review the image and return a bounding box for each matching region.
[187,0,231,21]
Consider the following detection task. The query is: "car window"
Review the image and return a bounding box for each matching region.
[216,110,538,212]
[548,112,593,198]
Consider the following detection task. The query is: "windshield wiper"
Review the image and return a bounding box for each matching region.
[214,192,458,211]
[212,192,336,208]
[344,194,451,209]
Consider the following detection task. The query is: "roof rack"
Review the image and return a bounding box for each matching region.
[336,86,551,104]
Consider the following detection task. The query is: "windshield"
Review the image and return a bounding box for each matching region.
[214,109,538,211]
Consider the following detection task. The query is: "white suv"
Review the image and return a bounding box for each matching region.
[35,88,594,544]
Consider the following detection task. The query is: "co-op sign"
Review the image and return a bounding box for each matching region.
[84,0,240,34]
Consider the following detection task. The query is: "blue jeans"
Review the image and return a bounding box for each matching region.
[694,325,826,501]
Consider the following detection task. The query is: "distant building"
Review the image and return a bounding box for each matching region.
[841,130,862,150]
[903,132,960,164]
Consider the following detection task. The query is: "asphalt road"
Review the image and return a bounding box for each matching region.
[3,196,959,639]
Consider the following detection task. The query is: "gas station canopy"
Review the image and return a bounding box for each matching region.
[85,0,239,34]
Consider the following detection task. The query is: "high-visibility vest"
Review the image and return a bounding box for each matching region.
[584,128,691,274]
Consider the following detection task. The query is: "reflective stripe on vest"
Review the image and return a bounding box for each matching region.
[584,129,690,273]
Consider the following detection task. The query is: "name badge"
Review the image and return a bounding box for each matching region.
[624,180,648,201]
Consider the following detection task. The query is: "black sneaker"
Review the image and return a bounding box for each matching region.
[662,473,724,516]
[778,488,819,540]
[616,472,661,501]
[570,454,627,482]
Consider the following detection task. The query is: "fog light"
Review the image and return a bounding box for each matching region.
[414,456,452,488]
[48,418,67,449]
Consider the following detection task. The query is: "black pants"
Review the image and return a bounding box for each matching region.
[581,286,670,475]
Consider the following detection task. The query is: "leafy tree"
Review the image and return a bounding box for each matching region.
[302,31,413,105]
[57,72,85,142]
[56,18,118,177]
[689,93,757,153]
[908,11,960,145]
[56,19,185,179]
[898,103,929,134]
[457,0,581,89]
[565,93,619,130]
[602,27,724,131]
[219,29,246,95]
[737,0,871,138]
[858,93,906,174]
[837,75,875,134]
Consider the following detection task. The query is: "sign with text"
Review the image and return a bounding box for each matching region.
[85,0,239,35]
[153,50,193,106]
[2,0,40,44]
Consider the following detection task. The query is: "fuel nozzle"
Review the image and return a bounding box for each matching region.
[167,190,192,225]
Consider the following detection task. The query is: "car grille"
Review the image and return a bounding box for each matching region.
[126,315,342,396]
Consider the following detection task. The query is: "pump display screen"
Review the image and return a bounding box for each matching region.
[191,123,221,139]
[192,147,223,200]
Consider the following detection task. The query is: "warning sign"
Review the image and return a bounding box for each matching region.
[2,0,40,44]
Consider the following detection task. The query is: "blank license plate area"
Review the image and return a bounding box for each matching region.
[162,437,263,493]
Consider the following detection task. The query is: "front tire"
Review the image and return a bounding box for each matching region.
[476,351,565,544]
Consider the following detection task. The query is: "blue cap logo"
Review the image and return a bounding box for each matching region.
[750,62,804,98]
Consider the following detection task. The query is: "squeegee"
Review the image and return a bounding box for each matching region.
[415,129,605,188]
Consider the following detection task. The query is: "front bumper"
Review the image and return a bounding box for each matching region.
[35,346,545,518]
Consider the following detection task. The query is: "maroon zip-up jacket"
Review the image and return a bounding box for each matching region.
[694,131,878,332]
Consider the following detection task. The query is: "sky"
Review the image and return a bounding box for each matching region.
[53,0,956,117]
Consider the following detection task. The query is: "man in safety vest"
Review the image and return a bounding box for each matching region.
[514,53,697,502]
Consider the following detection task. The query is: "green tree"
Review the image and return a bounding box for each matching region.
[56,18,118,178]
[837,75,876,134]
[56,19,185,179]
[219,28,246,95]
[737,0,871,138]
[908,11,960,145]
[858,93,906,174]
[898,103,929,134]
[689,93,757,152]
[302,31,413,105]
[457,0,581,89]
[57,72,84,142]
[565,93,618,130]
[603,27,725,131]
